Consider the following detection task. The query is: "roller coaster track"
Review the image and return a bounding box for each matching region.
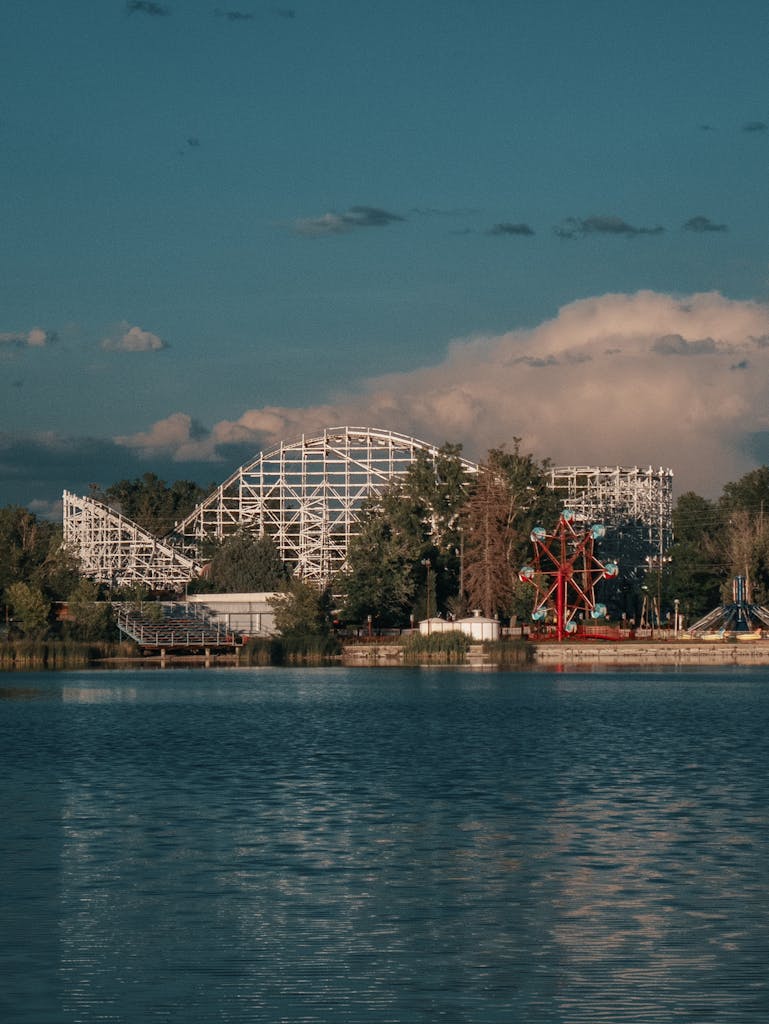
[172,426,477,585]
[62,491,200,589]
[62,426,674,593]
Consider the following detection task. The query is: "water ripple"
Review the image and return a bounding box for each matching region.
[1,667,768,1022]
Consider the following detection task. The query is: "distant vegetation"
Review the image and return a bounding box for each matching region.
[4,459,769,653]
[190,530,290,594]
[90,473,212,537]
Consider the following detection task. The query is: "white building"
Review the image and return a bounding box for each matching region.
[419,610,500,642]
[186,593,279,638]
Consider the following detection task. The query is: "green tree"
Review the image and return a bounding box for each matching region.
[400,444,470,551]
[36,530,81,600]
[94,474,209,536]
[665,492,721,624]
[5,581,51,638]
[720,466,769,516]
[0,506,56,593]
[716,508,769,605]
[714,466,769,606]
[65,579,117,641]
[270,580,331,638]
[342,510,419,625]
[0,508,77,629]
[204,531,289,593]
[339,443,472,625]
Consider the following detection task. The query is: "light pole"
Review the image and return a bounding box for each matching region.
[421,558,432,632]
[458,527,464,605]
[645,554,672,636]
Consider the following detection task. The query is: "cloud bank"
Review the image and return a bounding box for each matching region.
[0,430,227,517]
[114,291,769,497]
[112,292,769,495]
[6,293,765,506]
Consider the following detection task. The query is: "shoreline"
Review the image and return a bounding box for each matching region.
[341,640,769,667]
[6,640,769,670]
[530,640,769,666]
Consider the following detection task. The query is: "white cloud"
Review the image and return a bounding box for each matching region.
[26,328,49,347]
[101,323,168,352]
[0,327,55,347]
[115,291,769,496]
[115,413,211,460]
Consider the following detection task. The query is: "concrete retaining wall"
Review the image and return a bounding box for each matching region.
[532,641,769,665]
[342,641,769,667]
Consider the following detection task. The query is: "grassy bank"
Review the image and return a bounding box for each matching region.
[401,631,470,663]
[0,638,139,670]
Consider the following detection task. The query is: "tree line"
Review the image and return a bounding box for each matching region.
[4,457,769,641]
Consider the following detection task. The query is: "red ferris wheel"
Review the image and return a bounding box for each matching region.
[519,510,618,640]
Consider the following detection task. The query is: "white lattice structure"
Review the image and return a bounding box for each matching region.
[546,465,674,559]
[63,427,675,591]
[62,490,200,589]
[174,426,477,585]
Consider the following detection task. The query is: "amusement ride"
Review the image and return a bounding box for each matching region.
[519,510,619,640]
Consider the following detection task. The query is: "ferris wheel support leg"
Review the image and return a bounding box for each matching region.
[556,571,565,641]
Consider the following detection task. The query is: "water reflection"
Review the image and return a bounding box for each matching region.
[2,667,769,1022]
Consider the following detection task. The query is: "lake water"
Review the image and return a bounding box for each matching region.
[2,664,769,1023]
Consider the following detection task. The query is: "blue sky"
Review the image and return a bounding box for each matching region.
[2,0,769,511]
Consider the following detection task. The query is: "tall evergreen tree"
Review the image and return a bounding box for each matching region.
[460,443,559,620]
[460,464,516,618]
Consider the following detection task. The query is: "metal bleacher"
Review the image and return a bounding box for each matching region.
[115,602,238,651]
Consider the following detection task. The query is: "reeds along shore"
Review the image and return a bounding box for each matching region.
[0,639,137,670]
[0,634,534,669]
[13,633,765,670]
[343,635,533,666]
